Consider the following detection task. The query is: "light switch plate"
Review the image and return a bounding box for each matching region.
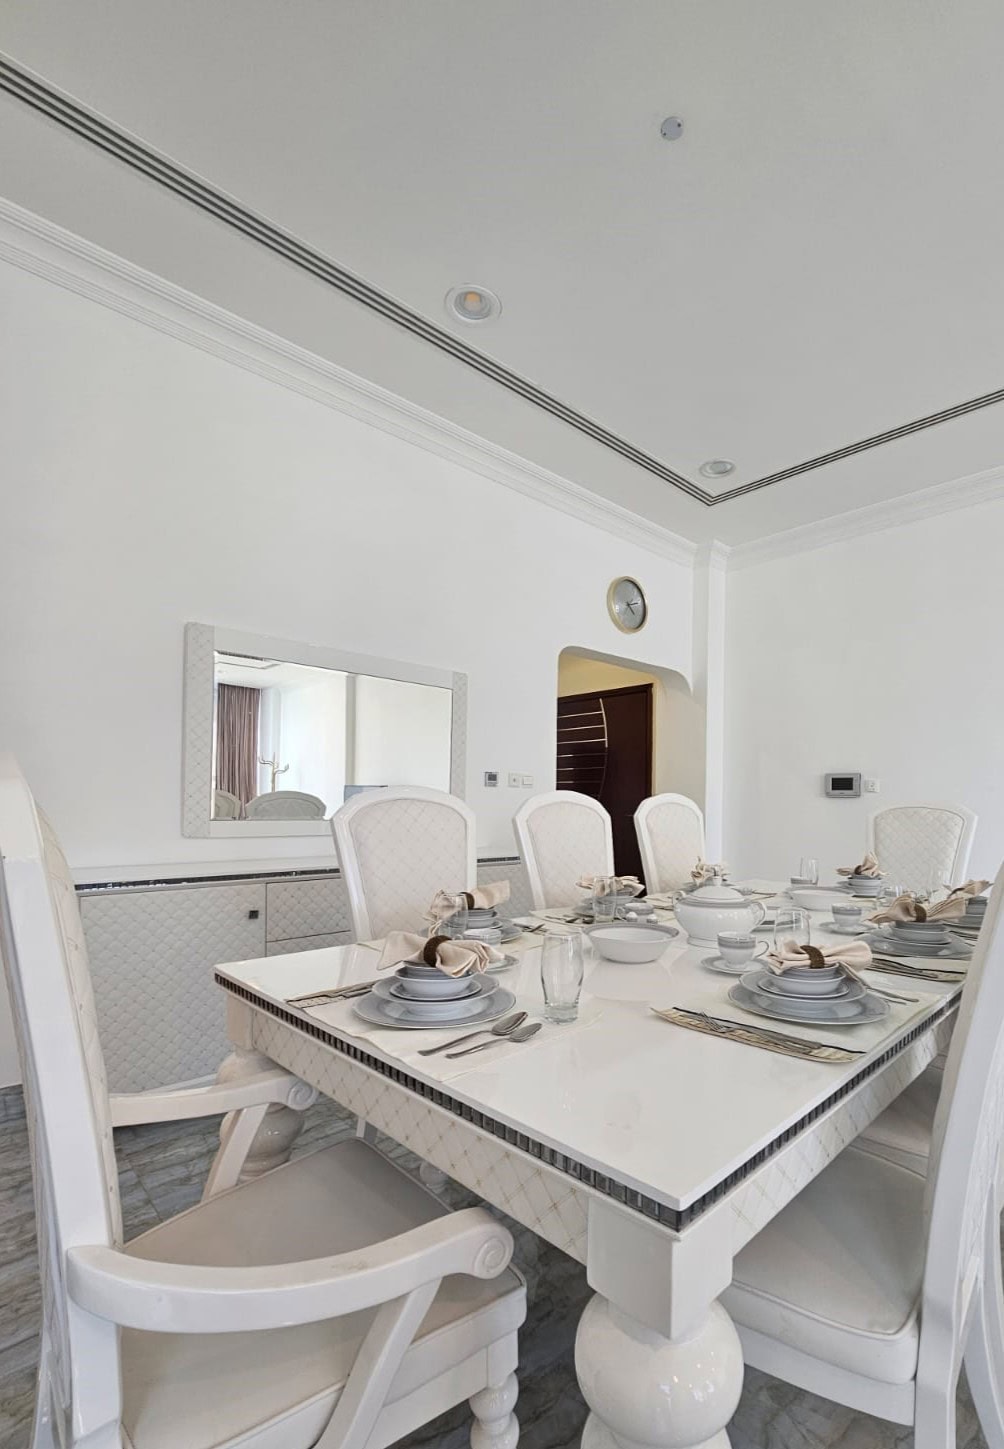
[508,772,522,788]
[521,774,534,787]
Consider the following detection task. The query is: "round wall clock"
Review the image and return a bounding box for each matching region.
[607,576,648,632]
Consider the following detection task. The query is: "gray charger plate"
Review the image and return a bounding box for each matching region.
[353,985,517,1030]
[728,979,888,1027]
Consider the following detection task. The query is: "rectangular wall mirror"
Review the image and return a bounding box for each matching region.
[183,624,467,837]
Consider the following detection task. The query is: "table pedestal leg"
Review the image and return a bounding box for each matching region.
[216,1046,315,1182]
[576,1293,743,1449]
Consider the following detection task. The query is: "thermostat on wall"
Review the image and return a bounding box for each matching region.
[825,773,861,798]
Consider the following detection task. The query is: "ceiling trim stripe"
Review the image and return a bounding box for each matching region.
[4,52,1003,509]
[0,195,698,567]
[0,54,712,504]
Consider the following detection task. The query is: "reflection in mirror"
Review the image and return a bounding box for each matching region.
[211,652,453,820]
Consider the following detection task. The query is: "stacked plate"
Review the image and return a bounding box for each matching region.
[353,964,517,1030]
[728,964,888,1026]
[946,898,987,940]
[462,907,522,945]
[867,921,973,960]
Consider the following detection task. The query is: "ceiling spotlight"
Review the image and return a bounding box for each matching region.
[660,116,684,140]
[446,285,501,323]
[699,459,736,479]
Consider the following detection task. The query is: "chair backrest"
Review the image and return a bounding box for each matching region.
[513,790,614,910]
[0,757,122,1440]
[867,803,977,890]
[920,867,1004,1382]
[246,790,327,820]
[331,787,476,939]
[634,793,705,893]
[213,788,243,820]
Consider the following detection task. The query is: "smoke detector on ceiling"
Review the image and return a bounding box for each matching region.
[699,459,736,479]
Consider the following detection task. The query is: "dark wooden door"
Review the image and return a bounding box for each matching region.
[556,684,653,878]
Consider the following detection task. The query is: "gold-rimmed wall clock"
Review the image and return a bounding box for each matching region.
[607,576,647,632]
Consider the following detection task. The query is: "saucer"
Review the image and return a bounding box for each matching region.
[822,919,869,935]
[700,951,765,976]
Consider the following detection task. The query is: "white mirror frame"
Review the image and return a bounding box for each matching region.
[182,622,468,838]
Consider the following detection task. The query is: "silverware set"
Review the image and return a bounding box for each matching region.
[659,1007,866,1063]
[418,1010,529,1056]
[288,980,380,1007]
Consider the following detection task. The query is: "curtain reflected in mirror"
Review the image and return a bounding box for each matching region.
[211,652,453,820]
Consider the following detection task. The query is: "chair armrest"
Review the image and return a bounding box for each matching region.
[67,1206,513,1333]
[109,1069,313,1127]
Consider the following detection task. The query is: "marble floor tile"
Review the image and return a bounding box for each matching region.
[0,1100,995,1449]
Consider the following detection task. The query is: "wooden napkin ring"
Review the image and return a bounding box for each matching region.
[423,934,450,966]
[802,945,827,969]
[462,892,476,909]
[915,902,928,921]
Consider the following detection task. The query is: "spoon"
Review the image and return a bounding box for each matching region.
[446,1022,543,1058]
[417,1010,527,1057]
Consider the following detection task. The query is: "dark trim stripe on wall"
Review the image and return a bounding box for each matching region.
[3,53,1003,508]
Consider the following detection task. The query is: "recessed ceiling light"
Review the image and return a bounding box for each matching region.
[446,285,501,323]
[699,459,736,479]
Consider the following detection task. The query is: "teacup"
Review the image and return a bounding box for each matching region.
[831,903,864,929]
[718,932,761,966]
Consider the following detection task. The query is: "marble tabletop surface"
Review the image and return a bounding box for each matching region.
[217,881,964,1214]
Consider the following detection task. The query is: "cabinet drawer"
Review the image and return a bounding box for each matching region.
[266,878,350,941]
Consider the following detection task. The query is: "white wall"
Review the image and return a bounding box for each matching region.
[724,498,1004,882]
[0,258,696,868]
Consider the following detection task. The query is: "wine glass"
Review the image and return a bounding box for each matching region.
[774,908,810,951]
[798,857,819,886]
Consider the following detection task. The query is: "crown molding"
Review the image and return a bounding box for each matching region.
[726,465,1004,571]
[0,196,698,568]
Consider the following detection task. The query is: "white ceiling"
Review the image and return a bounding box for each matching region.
[3,0,1004,541]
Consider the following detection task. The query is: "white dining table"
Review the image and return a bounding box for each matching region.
[213,885,963,1449]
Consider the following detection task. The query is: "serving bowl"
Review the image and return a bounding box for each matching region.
[788,887,847,912]
[589,927,670,964]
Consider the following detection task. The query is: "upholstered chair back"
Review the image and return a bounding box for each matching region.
[514,790,614,910]
[867,803,977,890]
[634,793,705,893]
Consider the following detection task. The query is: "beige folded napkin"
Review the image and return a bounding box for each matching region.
[837,853,884,878]
[767,939,874,974]
[947,879,992,900]
[576,874,644,896]
[426,881,511,926]
[377,931,504,976]
[691,859,729,885]
[869,885,990,924]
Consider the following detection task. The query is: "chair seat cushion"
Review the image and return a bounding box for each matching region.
[856,1065,940,1172]
[722,1146,925,1385]
[121,1140,525,1449]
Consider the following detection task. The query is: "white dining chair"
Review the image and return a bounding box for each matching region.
[331,786,477,940]
[867,802,978,890]
[0,756,524,1449]
[633,793,705,894]
[246,789,327,820]
[513,790,614,911]
[721,859,1004,1449]
[213,788,243,820]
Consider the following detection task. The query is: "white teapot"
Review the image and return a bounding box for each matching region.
[673,882,766,947]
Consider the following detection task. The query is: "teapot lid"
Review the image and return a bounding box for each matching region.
[686,883,746,905]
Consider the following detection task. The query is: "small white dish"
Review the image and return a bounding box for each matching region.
[822,918,869,936]
[354,986,516,1030]
[756,968,855,998]
[753,970,864,1003]
[701,953,749,977]
[589,927,671,963]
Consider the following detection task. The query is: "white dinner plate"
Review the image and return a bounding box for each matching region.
[353,985,517,1030]
[867,931,972,960]
[375,976,501,1020]
[728,980,888,1027]
[749,969,865,1003]
[387,975,481,1002]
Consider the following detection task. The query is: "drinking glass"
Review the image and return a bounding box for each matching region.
[541,931,585,1023]
[798,857,819,885]
[774,908,810,951]
[434,891,469,940]
[592,876,619,924]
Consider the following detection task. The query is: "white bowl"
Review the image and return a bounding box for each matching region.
[770,969,848,997]
[589,927,670,964]
[847,876,884,895]
[393,969,474,999]
[788,888,846,912]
